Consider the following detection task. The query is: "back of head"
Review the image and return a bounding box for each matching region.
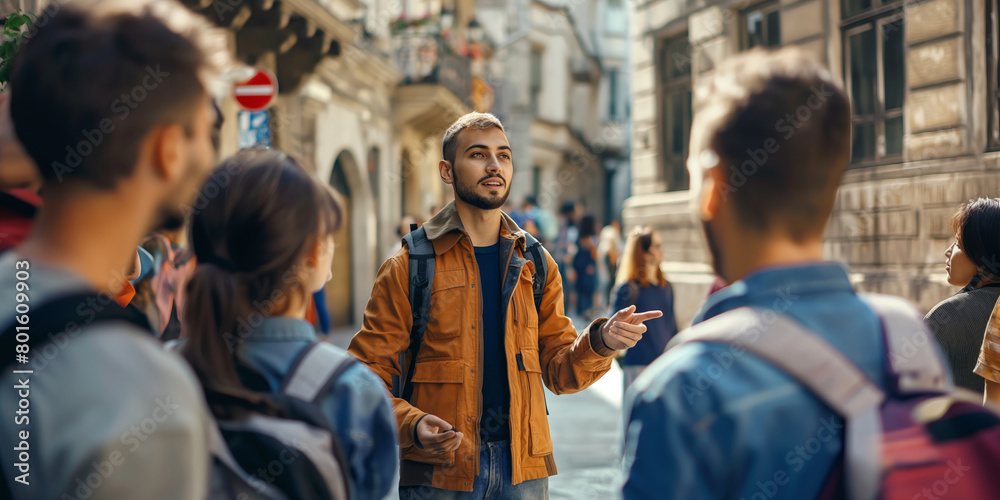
[183,149,342,390]
[10,0,228,190]
[692,48,851,241]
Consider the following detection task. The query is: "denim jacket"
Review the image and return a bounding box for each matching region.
[238,317,398,500]
[622,263,889,499]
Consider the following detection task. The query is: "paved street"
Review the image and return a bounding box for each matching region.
[329,323,628,500]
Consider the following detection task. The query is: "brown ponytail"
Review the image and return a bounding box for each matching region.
[182,149,342,394]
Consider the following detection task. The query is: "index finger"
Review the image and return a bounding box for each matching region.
[628,310,664,324]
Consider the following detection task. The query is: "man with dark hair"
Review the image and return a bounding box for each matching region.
[351,111,662,498]
[623,48,892,499]
[0,1,228,498]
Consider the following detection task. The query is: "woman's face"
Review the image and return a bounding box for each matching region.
[945,236,977,286]
[646,232,664,264]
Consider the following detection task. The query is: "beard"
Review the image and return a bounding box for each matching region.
[453,166,510,210]
[702,219,726,281]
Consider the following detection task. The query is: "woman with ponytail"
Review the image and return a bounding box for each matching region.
[924,198,1000,394]
[611,226,676,389]
[181,149,397,500]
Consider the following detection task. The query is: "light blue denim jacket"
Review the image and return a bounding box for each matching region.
[238,317,398,500]
[622,263,891,500]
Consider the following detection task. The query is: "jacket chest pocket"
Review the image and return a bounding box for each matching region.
[426,269,467,340]
[516,348,553,457]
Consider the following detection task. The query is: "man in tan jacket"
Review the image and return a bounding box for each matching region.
[349,112,661,498]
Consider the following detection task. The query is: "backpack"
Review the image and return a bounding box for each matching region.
[666,293,1000,500]
[393,224,548,401]
[0,293,350,500]
[164,339,356,500]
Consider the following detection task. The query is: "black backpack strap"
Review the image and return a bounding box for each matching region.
[0,292,153,371]
[522,232,548,312]
[399,225,435,402]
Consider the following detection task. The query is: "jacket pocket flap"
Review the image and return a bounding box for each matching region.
[432,269,467,292]
[517,350,543,373]
[411,358,466,383]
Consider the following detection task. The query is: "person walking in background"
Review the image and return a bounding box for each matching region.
[573,214,599,318]
[180,150,398,500]
[612,227,677,389]
[555,200,581,311]
[597,219,623,308]
[924,198,1000,394]
[0,1,228,497]
[524,195,558,246]
[349,112,661,499]
[623,48,928,499]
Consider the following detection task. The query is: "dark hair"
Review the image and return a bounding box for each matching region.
[578,214,597,240]
[951,198,1000,283]
[182,149,342,393]
[10,0,226,190]
[559,200,577,217]
[697,48,851,241]
[441,112,505,165]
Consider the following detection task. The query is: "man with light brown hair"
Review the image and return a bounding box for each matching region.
[350,112,662,498]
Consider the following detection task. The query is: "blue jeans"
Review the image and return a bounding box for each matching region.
[398,440,548,500]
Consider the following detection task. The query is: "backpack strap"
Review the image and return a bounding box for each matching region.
[281,342,359,403]
[0,292,153,371]
[860,293,950,394]
[666,307,884,500]
[522,231,548,311]
[398,225,435,401]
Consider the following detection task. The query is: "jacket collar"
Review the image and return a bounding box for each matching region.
[422,200,526,255]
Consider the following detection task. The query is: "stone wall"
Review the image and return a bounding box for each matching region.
[627,0,996,317]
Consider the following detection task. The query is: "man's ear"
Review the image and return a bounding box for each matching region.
[700,166,727,222]
[439,159,454,185]
[148,123,186,182]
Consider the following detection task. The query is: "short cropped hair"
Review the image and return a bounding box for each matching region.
[694,48,851,241]
[10,0,229,190]
[442,112,505,165]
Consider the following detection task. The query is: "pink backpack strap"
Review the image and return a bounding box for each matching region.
[667,307,885,500]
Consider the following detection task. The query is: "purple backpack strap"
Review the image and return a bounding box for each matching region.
[667,307,884,500]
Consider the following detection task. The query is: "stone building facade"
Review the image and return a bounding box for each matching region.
[627,0,999,325]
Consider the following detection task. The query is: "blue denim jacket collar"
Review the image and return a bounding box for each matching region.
[244,317,318,342]
[693,262,854,324]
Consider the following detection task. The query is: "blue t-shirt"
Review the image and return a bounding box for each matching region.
[475,243,510,442]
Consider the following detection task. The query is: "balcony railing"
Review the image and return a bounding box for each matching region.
[393,34,472,102]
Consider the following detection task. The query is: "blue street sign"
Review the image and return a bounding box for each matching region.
[238,110,271,149]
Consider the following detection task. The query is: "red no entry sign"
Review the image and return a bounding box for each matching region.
[234,67,278,111]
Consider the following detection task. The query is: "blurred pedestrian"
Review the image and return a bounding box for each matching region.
[573,214,599,318]
[597,219,623,307]
[0,2,228,498]
[924,198,1000,394]
[350,112,661,499]
[554,200,581,310]
[180,149,398,500]
[524,195,558,245]
[612,227,677,389]
[623,48,939,499]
